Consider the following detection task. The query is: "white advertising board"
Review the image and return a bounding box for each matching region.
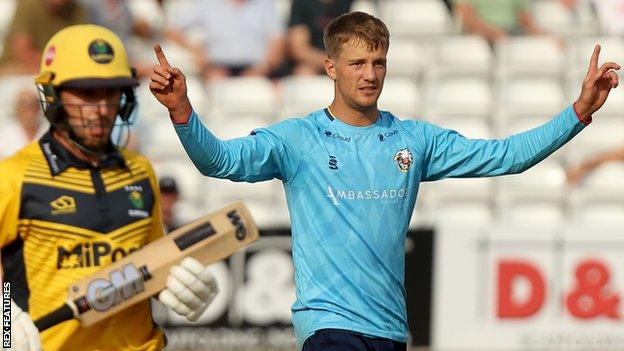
[433,225,624,351]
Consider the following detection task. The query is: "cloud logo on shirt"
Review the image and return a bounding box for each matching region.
[324,130,351,142]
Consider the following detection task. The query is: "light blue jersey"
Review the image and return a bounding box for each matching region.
[174,106,585,348]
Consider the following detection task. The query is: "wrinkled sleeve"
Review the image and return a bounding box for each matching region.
[173,112,302,183]
[421,105,586,181]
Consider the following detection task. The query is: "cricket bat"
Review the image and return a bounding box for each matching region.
[34,200,259,332]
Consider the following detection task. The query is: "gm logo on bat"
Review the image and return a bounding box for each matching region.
[227,210,247,240]
[83,263,151,311]
[81,210,247,312]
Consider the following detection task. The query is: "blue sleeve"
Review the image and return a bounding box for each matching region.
[173,112,302,183]
[419,105,587,181]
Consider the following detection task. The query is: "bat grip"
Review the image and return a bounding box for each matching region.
[34,304,75,332]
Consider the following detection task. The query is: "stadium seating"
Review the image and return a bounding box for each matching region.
[571,201,624,229]
[498,159,566,202]
[429,175,494,228]
[433,201,494,228]
[433,35,493,79]
[386,39,428,80]
[208,177,289,228]
[275,0,293,26]
[207,77,278,121]
[505,201,566,231]
[496,37,566,79]
[378,77,421,118]
[567,117,624,161]
[379,0,454,40]
[209,115,271,141]
[498,78,566,120]
[280,75,334,118]
[497,159,567,230]
[571,163,624,203]
[0,0,16,43]
[351,0,379,17]
[151,159,207,210]
[140,118,186,160]
[533,0,598,37]
[426,77,493,120]
[0,75,38,124]
[126,0,164,27]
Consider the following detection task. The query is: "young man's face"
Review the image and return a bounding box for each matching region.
[327,38,387,112]
[60,88,121,150]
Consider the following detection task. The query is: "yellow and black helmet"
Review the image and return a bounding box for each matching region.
[35,24,138,123]
[37,24,138,88]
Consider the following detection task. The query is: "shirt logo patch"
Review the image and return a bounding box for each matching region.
[50,195,77,215]
[45,45,56,66]
[324,130,351,142]
[128,191,144,209]
[326,185,408,206]
[88,39,115,64]
[126,187,149,218]
[329,155,338,170]
[378,130,399,142]
[393,148,413,173]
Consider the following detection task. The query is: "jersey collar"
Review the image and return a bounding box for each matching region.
[39,129,127,176]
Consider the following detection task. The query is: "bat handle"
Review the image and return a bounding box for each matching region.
[34,304,75,332]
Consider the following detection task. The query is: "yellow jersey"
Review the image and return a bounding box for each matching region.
[0,131,165,351]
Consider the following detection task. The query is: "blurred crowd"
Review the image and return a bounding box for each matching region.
[3,0,624,80]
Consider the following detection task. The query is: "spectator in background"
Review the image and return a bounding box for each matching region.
[0,0,87,74]
[168,0,286,82]
[0,90,47,158]
[159,176,182,233]
[77,0,156,78]
[453,0,546,45]
[561,0,624,36]
[288,0,353,75]
[566,145,624,185]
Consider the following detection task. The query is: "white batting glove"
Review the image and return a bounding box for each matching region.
[158,257,218,322]
[6,299,41,351]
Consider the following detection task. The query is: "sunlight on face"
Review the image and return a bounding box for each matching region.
[60,88,121,150]
[330,39,387,112]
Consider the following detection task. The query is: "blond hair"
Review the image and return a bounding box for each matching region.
[323,11,390,58]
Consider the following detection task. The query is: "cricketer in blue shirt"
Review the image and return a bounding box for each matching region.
[149,11,619,351]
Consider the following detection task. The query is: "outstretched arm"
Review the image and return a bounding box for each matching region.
[422,45,619,180]
[149,44,300,183]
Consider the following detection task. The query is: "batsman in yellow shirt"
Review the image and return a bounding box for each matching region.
[0,25,218,351]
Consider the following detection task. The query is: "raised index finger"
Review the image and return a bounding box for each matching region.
[154,43,172,69]
[588,44,601,73]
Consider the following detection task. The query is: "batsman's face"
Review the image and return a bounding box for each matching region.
[60,88,121,150]
[327,39,387,112]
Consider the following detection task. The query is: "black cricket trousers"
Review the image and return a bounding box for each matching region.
[303,329,407,351]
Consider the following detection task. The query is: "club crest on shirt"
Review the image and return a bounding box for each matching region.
[393,148,413,172]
